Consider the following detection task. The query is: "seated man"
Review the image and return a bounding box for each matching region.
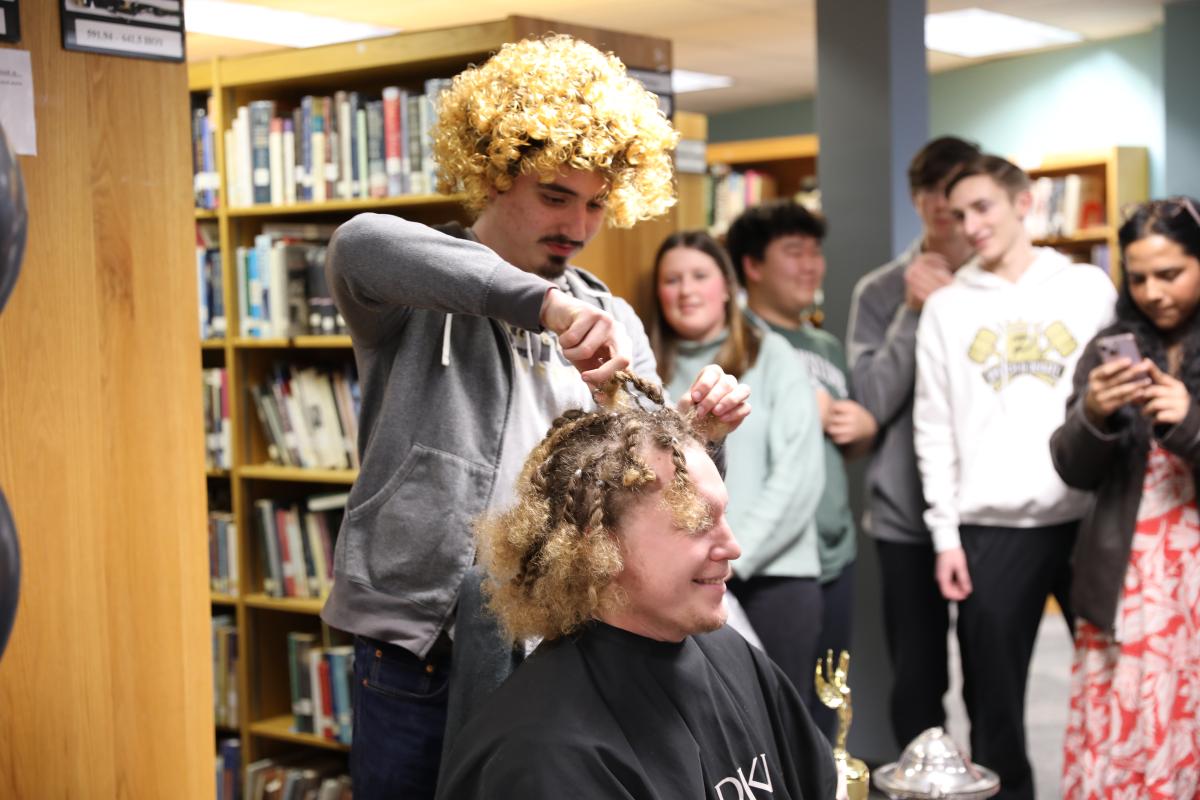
[436,372,838,800]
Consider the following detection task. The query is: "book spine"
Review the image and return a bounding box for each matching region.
[382,87,403,196]
[281,119,296,206]
[406,93,424,195]
[322,95,336,201]
[366,101,386,199]
[268,117,284,207]
[355,106,368,200]
[336,90,352,199]
[249,101,273,205]
[299,98,313,203]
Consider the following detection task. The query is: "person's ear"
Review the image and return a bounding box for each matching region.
[741,255,763,284]
[1014,188,1033,220]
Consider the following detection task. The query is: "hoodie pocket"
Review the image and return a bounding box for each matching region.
[344,444,493,609]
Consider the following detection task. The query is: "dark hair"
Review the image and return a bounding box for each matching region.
[945,154,1031,199]
[908,136,981,193]
[725,199,826,286]
[1111,198,1200,431]
[649,230,762,384]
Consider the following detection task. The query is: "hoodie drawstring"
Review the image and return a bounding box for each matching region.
[441,313,453,367]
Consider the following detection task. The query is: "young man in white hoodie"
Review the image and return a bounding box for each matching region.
[914,155,1115,799]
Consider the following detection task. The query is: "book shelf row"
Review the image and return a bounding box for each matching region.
[216,736,353,800]
[193,79,453,212]
[705,139,1147,280]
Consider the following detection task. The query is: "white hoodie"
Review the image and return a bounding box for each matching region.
[914,248,1117,552]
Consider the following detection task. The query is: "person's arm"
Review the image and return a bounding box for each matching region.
[326,213,550,346]
[913,306,959,552]
[846,269,921,429]
[914,305,973,601]
[1049,340,1126,490]
[728,340,825,578]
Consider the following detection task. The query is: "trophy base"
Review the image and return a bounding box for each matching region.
[838,753,869,800]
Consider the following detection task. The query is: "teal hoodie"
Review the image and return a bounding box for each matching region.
[668,329,824,578]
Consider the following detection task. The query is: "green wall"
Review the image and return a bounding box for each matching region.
[708,28,1166,196]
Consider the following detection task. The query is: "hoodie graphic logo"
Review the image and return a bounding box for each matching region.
[967,321,1077,390]
[714,753,773,799]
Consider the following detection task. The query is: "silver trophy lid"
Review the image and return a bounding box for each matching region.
[874,727,1000,800]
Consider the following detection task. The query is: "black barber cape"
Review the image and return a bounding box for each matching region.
[436,622,837,800]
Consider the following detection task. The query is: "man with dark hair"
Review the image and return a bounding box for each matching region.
[437,374,838,800]
[913,154,1115,799]
[845,135,979,748]
[726,199,875,734]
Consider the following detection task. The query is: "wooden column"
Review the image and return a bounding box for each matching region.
[0,8,212,799]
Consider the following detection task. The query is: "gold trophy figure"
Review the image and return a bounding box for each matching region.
[815,650,869,800]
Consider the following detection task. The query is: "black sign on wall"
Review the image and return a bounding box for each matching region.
[60,0,185,62]
[0,0,21,44]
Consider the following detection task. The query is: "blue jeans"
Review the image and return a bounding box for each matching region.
[351,635,451,800]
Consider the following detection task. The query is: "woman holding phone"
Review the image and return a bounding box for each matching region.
[1052,197,1200,798]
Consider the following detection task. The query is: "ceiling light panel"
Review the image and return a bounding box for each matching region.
[925,8,1083,59]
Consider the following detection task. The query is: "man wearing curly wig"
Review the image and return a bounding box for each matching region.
[320,35,751,799]
[437,373,837,800]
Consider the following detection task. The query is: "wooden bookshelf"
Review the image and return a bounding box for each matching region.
[1022,146,1148,282]
[706,134,820,233]
[191,15,691,768]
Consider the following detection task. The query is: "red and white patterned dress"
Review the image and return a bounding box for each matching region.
[1063,443,1200,799]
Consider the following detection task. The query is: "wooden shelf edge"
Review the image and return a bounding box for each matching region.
[706,134,819,166]
[249,715,349,752]
[194,209,218,220]
[200,339,227,350]
[210,593,238,605]
[1033,226,1111,247]
[237,465,358,484]
[232,336,352,349]
[225,193,463,218]
[243,593,327,614]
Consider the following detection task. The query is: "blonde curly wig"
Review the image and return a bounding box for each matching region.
[475,372,710,643]
[432,34,679,228]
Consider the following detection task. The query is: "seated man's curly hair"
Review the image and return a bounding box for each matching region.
[475,372,711,643]
[431,34,679,228]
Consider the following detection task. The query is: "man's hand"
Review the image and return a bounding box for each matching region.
[825,399,877,447]
[1083,357,1151,427]
[904,252,954,311]
[936,548,972,601]
[539,288,631,386]
[677,364,751,443]
[1142,361,1190,427]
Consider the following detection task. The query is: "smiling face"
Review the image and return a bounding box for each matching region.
[743,233,825,324]
[656,246,731,343]
[948,174,1032,268]
[473,168,609,279]
[601,443,741,642]
[1126,233,1200,332]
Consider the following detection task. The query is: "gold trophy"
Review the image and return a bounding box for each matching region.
[815,650,870,800]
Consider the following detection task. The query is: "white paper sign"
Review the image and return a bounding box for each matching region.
[74,18,183,60]
[0,49,34,156]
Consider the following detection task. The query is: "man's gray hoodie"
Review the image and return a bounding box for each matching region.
[319,212,655,658]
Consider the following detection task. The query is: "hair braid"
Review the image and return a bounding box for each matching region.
[474,370,710,642]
